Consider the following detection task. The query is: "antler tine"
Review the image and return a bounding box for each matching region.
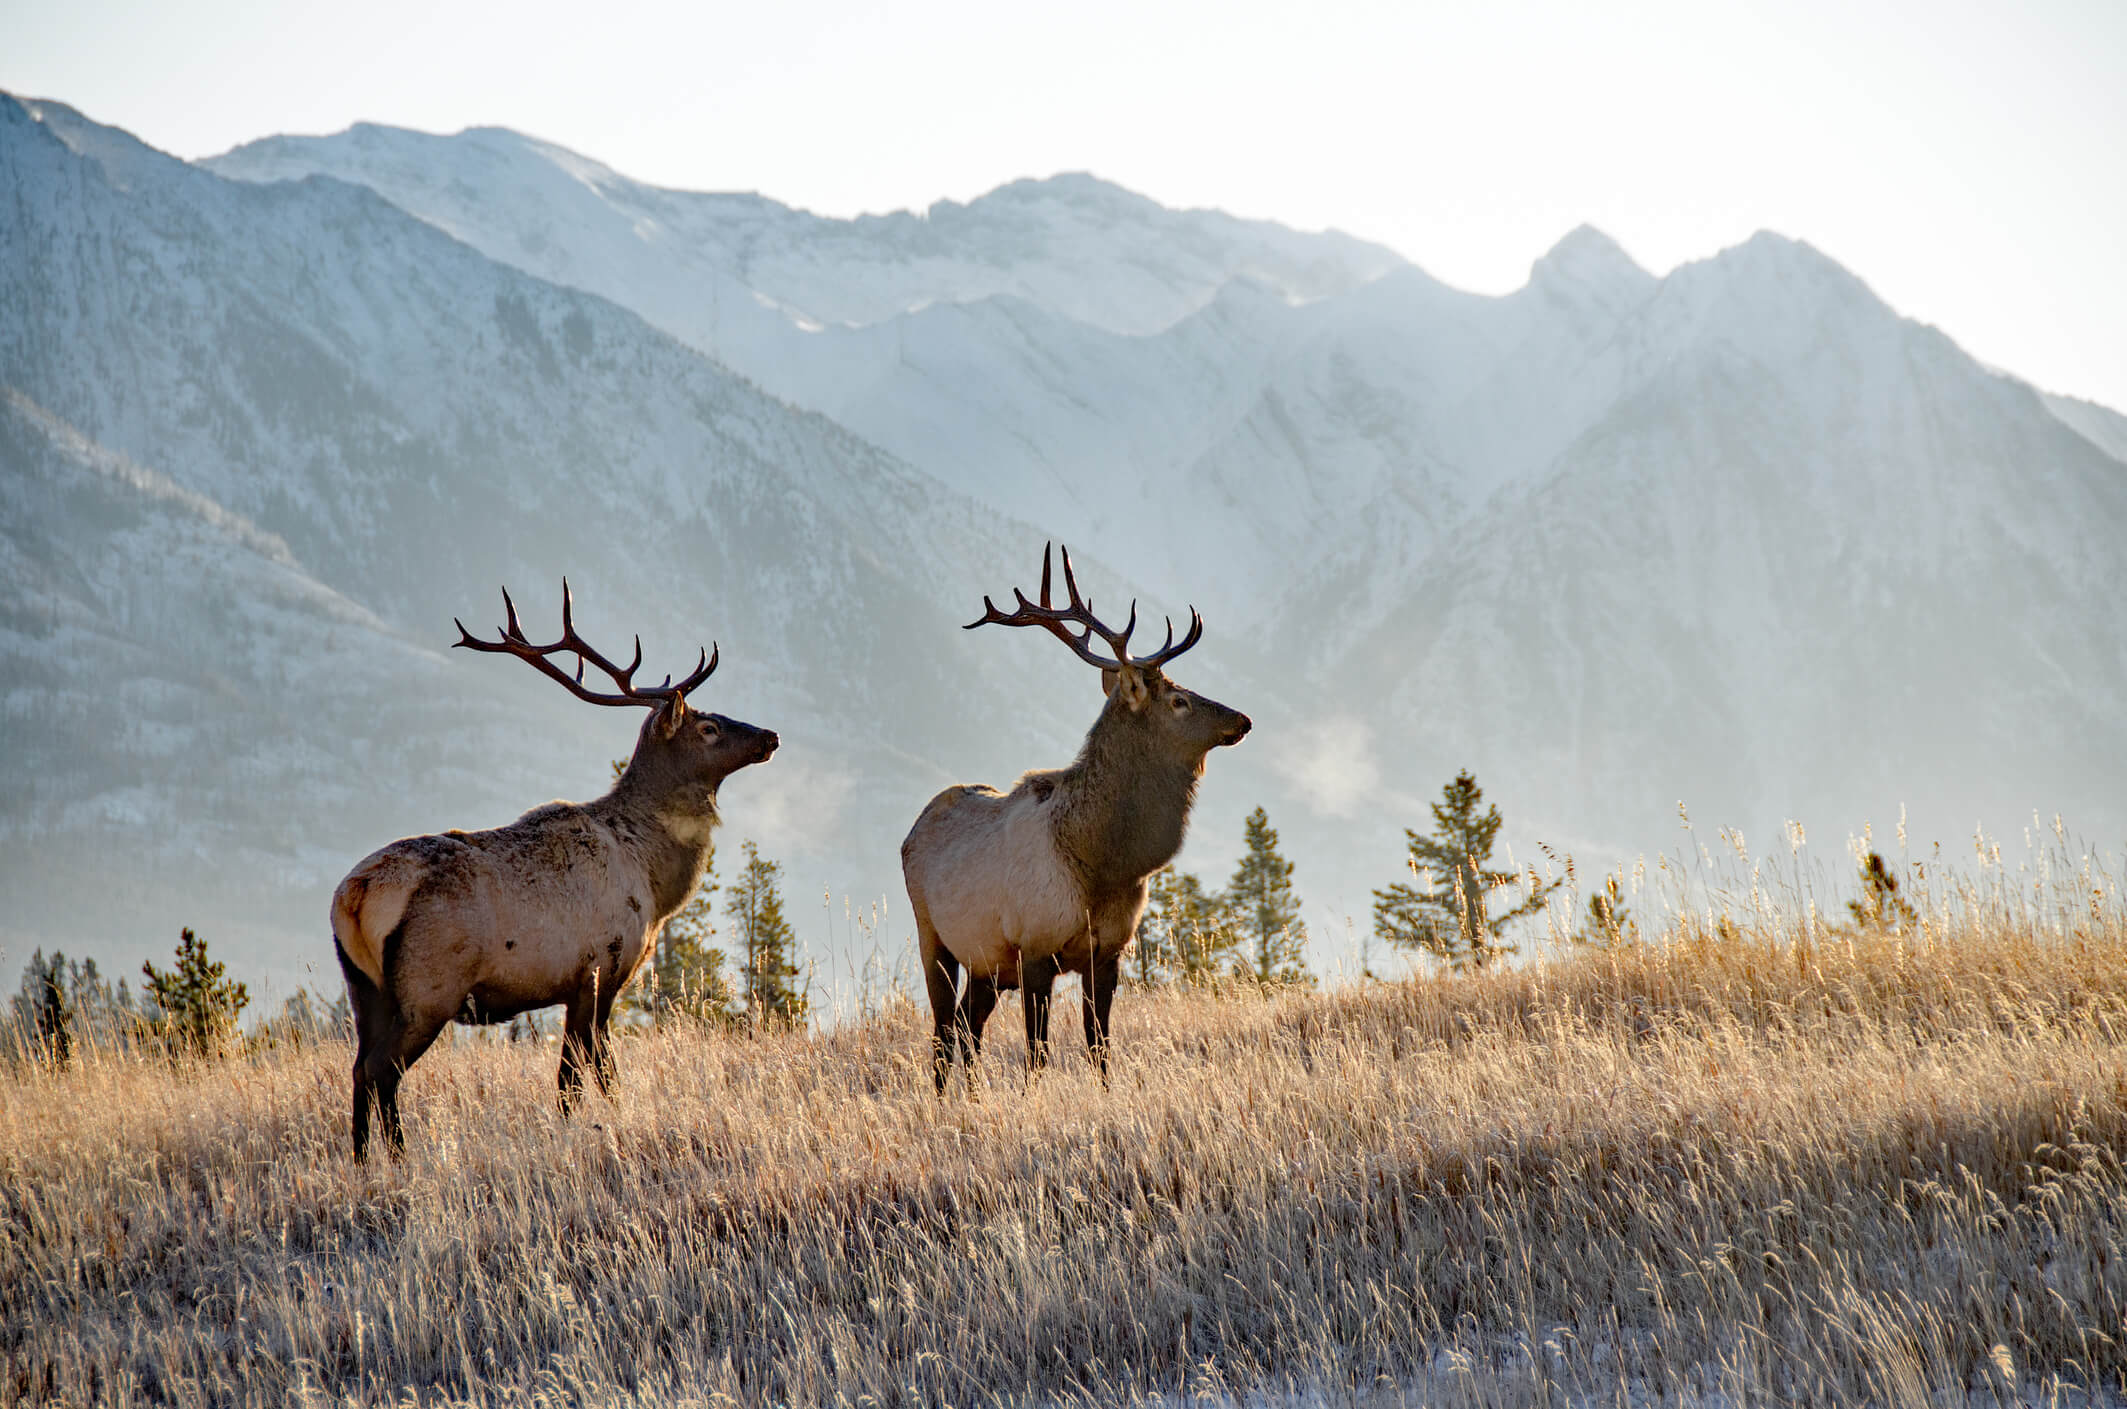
[670,643,719,698]
[1057,543,1082,611]
[1137,607,1205,669]
[501,585,525,644]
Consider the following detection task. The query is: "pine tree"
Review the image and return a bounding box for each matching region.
[1138,866,1235,986]
[13,950,76,1067]
[141,928,250,1060]
[1577,874,1637,948]
[631,883,737,1027]
[1227,806,1311,985]
[727,840,807,1025]
[256,988,352,1049]
[1372,771,1558,970]
[1848,851,1918,932]
[8,953,143,1066]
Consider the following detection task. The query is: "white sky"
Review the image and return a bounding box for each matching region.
[7,0,2125,410]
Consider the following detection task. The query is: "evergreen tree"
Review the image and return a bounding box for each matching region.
[631,883,737,1027]
[1226,806,1311,985]
[727,840,807,1025]
[250,988,354,1052]
[1577,874,1638,948]
[1138,866,1236,986]
[141,928,250,1059]
[1372,771,1558,970]
[8,953,146,1067]
[1848,851,1918,932]
[13,950,76,1067]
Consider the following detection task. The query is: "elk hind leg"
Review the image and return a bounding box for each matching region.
[353,1000,449,1160]
[960,975,1000,1088]
[918,921,963,1096]
[344,947,404,1161]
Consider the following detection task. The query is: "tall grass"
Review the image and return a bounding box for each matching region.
[5,852,2127,1406]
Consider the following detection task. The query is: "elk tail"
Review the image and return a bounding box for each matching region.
[331,862,411,990]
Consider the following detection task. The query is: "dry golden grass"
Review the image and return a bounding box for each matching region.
[7,901,2127,1406]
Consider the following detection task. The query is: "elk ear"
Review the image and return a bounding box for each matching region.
[1102,666,1149,710]
[656,696,688,739]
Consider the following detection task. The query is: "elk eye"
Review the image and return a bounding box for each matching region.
[1171,696,1190,712]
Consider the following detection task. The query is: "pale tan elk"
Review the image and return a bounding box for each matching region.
[901,544,1250,1092]
[330,583,777,1158]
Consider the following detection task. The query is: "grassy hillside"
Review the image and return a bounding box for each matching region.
[6,890,2127,1406]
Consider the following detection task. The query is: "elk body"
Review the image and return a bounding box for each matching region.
[901,545,1250,1091]
[330,585,776,1158]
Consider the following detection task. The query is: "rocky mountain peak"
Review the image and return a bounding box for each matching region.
[1528,223,1655,315]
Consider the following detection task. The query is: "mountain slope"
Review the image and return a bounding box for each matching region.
[0,385,477,978]
[2044,392,2127,466]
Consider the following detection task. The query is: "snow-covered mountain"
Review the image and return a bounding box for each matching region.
[7,96,2125,992]
[1321,232,2127,857]
[207,125,1402,339]
[206,126,1414,618]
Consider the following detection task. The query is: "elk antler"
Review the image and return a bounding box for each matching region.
[453,580,717,708]
[965,543,1203,671]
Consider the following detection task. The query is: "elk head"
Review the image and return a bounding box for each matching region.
[453,581,778,795]
[967,544,1250,769]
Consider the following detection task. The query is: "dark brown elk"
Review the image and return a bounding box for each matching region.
[330,583,777,1158]
[900,544,1250,1092]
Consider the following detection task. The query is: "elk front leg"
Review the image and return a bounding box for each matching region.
[1080,949,1122,1087]
[1022,952,1061,1075]
[558,985,598,1114]
[1081,891,1142,1088]
[590,970,624,1097]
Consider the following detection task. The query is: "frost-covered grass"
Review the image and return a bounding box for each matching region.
[6,888,2127,1406]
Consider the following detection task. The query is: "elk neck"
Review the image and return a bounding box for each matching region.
[1048,705,1203,901]
[602,765,722,922]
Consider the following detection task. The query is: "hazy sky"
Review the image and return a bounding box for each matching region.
[8,0,2124,409]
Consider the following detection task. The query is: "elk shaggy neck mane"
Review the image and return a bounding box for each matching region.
[1047,696,1202,899]
[604,768,721,920]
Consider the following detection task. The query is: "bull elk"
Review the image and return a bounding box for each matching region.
[330,583,777,1158]
[901,544,1250,1092]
